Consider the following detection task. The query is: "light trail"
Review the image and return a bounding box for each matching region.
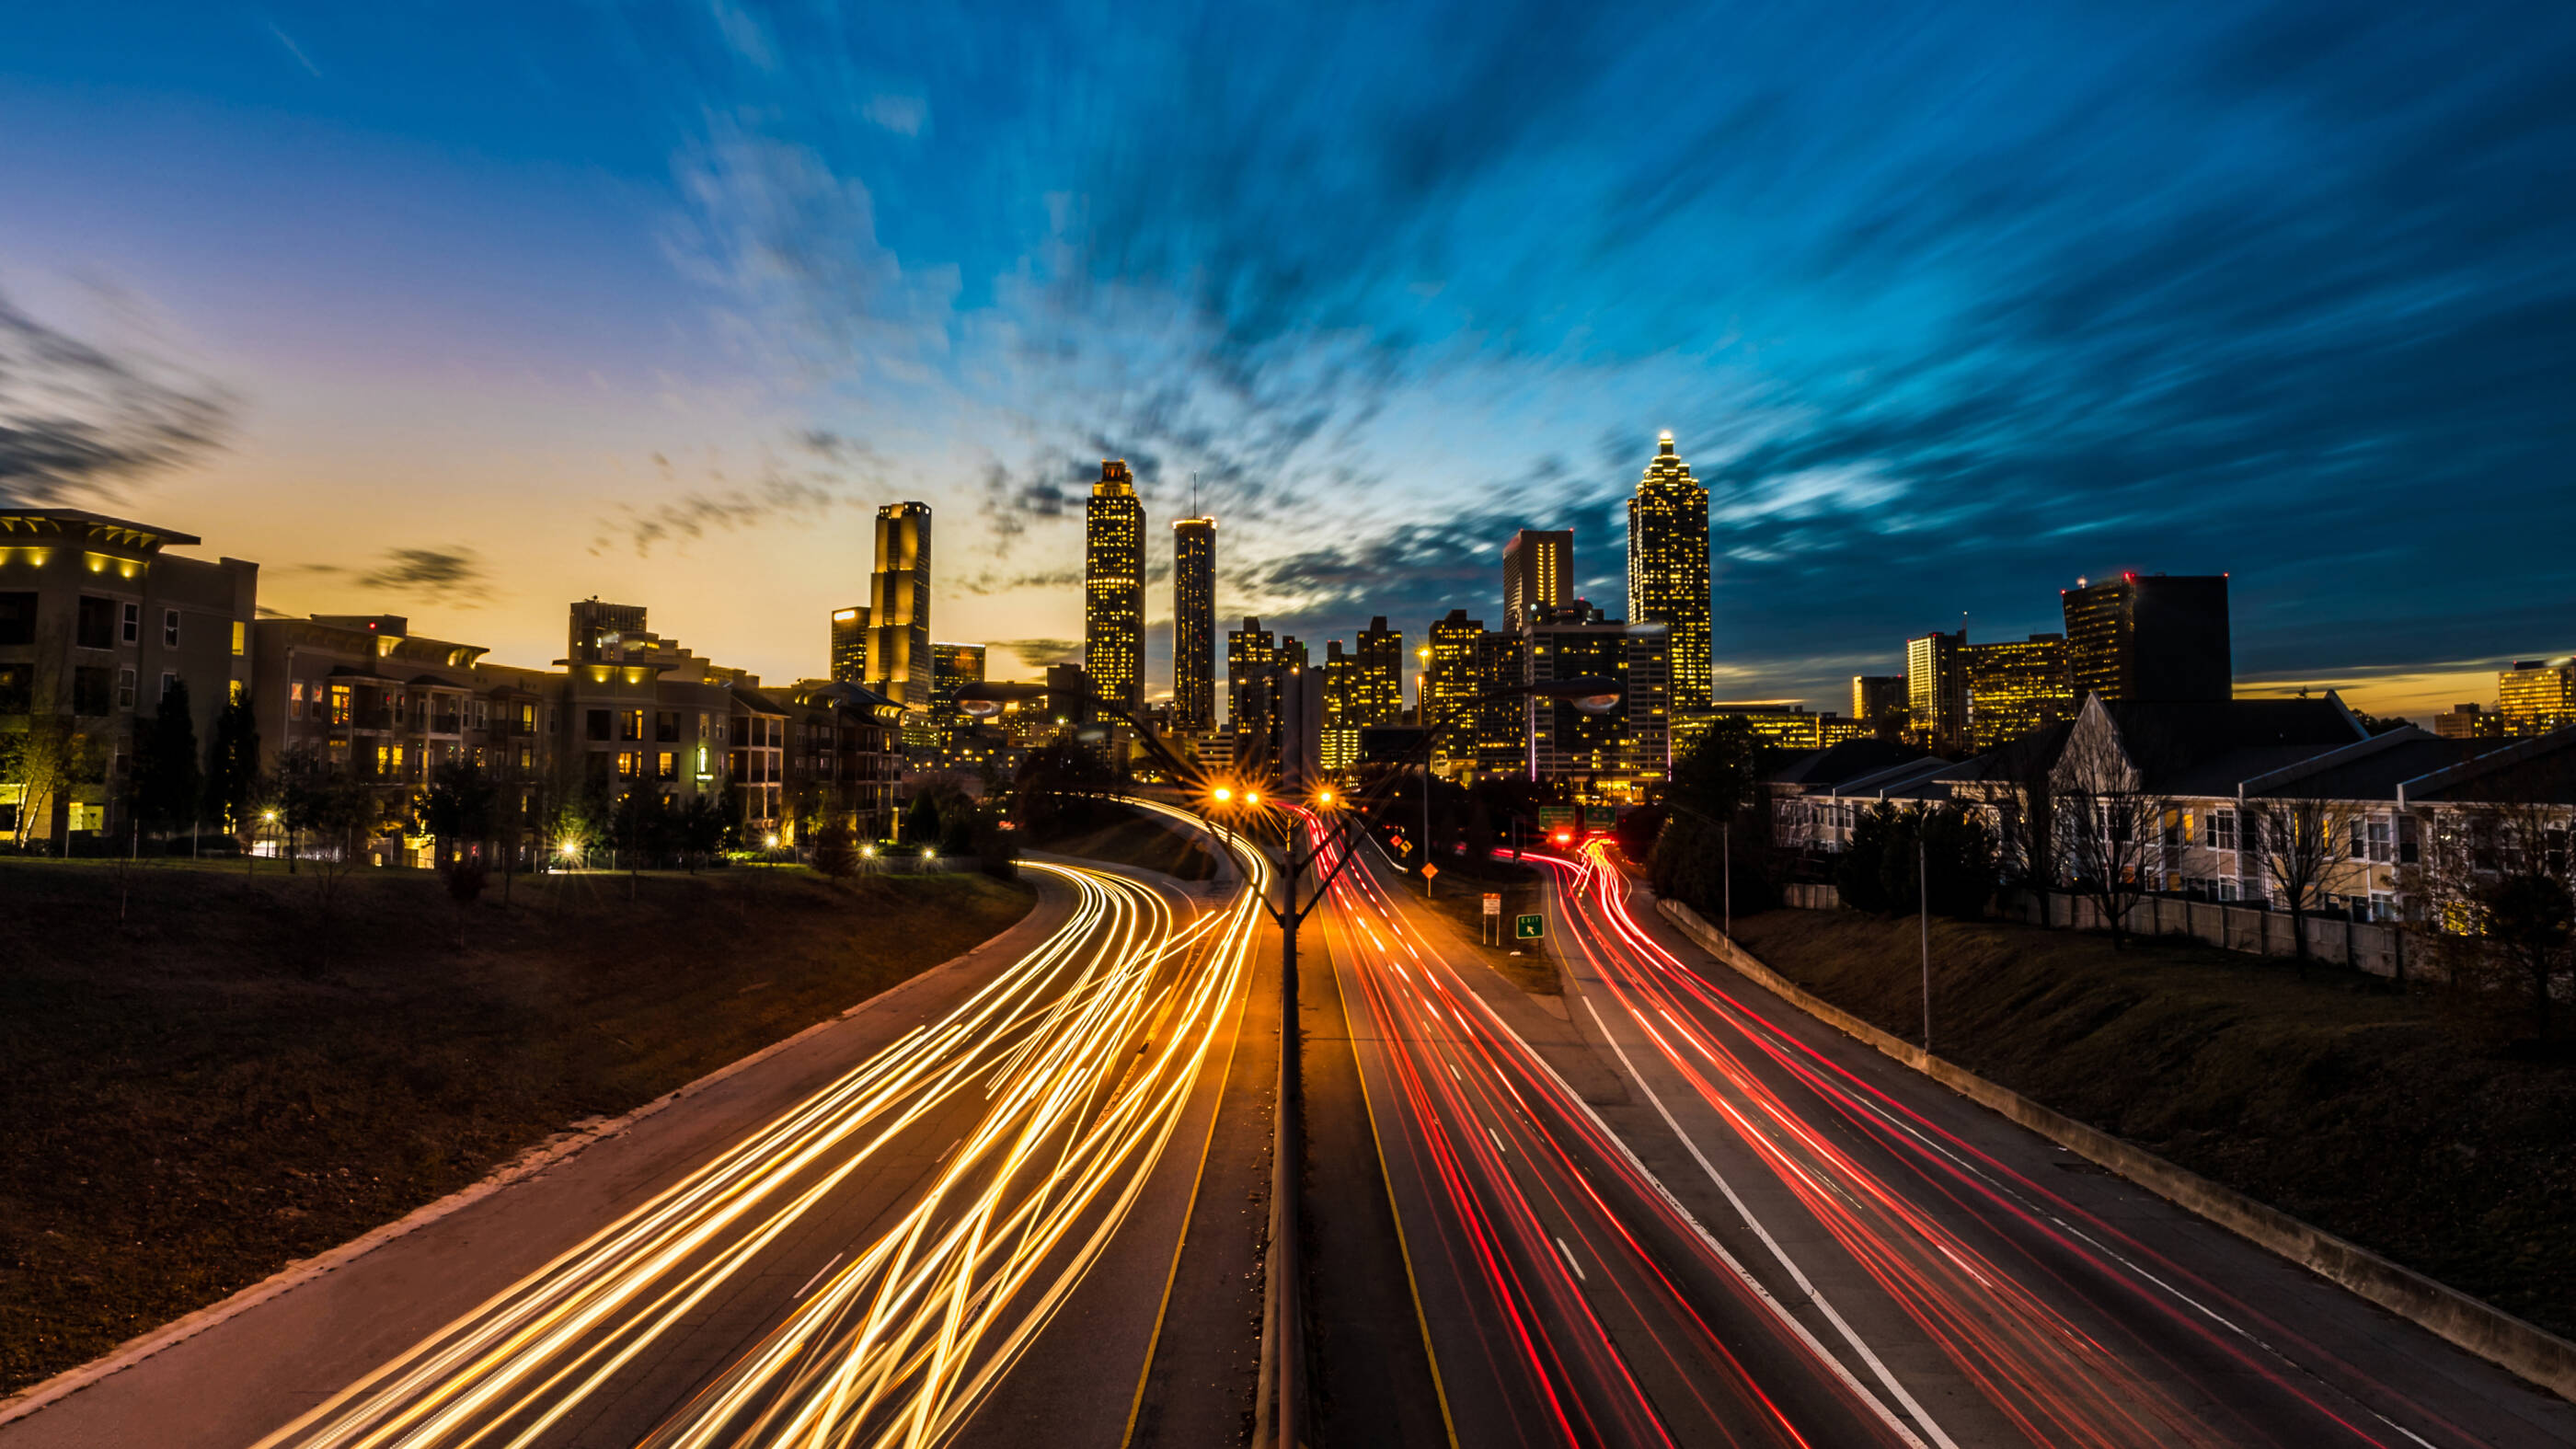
[255,829,1269,1449]
[1544,837,2486,1449]
[1306,812,1920,1448]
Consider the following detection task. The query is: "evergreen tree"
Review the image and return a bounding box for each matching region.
[132,679,203,840]
[204,691,260,839]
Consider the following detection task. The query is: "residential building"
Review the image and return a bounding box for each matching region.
[2498,659,2575,736]
[1502,529,1572,633]
[569,599,650,663]
[781,679,903,841]
[1627,431,1711,713]
[0,509,259,845]
[830,605,868,684]
[1172,515,1216,731]
[1850,674,1905,729]
[1085,460,1146,717]
[1961,632,2074,750]
[1905,628,1967,750]
[866,502,932,712]
[2061,572,2231,703]
[1524,600,1668,798]
[1352,615,1404,729]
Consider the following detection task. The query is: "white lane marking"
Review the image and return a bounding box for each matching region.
[791,1252,845,1301]
[1556,1236,1588,1282]
[1581,995,1961,1449]
[1488,1126,1507,1155]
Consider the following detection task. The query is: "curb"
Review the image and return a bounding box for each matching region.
[0,880,1061,1428]
[1651,894,2576,1406]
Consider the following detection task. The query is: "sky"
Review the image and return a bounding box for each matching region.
[3,1,2571,721]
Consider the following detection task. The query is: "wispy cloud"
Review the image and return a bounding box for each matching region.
[0,288,233,507]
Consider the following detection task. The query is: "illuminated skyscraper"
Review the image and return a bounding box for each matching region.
[1172,515,1216,731]
[1085,461,1146,717]
[830,606,868,684]
[1524,601,1668,795]
[1627,431,1711,713]
[2498,660,2576,736]
[1320,639,1359,771]
[1353,615,1403,728]
[927,642,986,759]
[1906,628,1967,749]
[1961,633,2074,749]
[866,502,932,709]
[1851,674,1905,729]
[1502,529,1571,633]
[2061,572,2231,702]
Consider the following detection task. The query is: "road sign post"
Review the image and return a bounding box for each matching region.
[1481,891,1500,943]
[1514,913,1544,941]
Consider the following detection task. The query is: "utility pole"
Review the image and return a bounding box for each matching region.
[1722,818,1731,938]
[1920,829,1932,1052]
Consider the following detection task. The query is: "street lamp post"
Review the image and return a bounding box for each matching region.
[956,673,1620,1449]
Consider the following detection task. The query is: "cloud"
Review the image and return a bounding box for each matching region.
[993,638,1085,671]
[359,547,483,591]
[0,290,233,506]
[596,473,838,556]
[864,94,928,137]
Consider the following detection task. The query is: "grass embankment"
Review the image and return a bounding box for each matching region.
[1036,805,1221,880]
[0,858,1033,1395]
[1728,908,2576,1339]
[1381,844,1558,995]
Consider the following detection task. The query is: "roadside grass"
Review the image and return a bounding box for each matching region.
[1036,805,1221,880]
[1382,845,1558,995]
[0,857,1033,1395]
[1727,907,2576,1340]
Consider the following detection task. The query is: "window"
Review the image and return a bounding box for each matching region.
[121,602,140,645]
[2366,818,2392,864]
[76,595,116,649]
[117,666,136,709]
[2205,809,2237,851]
[231,620,246,656]
[0,592,34,646]
[159,671,176,702]
[2218,877,2239,903]
[617,750,642,778]
[622,709,645,742]
[2398,815,2421,865]
[164,608,180,647]
[329,684,352,726]
[516,743,533,771]
[291,680,306,719]
[657,751,677,780]
[586,708,613,742]
[0,662,28,713]
[655,710,678,742]
[228,679,246,706]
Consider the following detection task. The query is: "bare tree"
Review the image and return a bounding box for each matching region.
[2411,796,2575,1037]
[2247,796,2367,966]
[2053,712,2171,948]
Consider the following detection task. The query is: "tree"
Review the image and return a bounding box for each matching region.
[811,820,860,880]
[2054,713,2171,947]
[2479,872,2573,1041]
[204,690,260,844]
[903,790,943,848]
[420,756,498,869]
[678,793,728,871]
[1649,719,1769,919]
[1982,726,2064,908]
[131,679,203,843]
[2246,796,2364,966]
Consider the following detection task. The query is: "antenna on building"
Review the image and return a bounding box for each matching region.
[1191,471,1199,518]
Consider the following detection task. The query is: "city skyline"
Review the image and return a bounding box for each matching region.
[5,5,2571,722]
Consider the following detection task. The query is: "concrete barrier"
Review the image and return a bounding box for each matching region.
[1653,894,2576,1404]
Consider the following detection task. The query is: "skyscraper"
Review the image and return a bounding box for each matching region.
[830,606,868,684]
[1086,461,1146,717]
[2498,659,2576,736]
[1320,639,1360,771]
[1227,615,1279,771]
[1502,529,1572,633]
[1524,600,1669,795]
[1172,515,1216,731]
[1960,632,2074,749]
[928,642,986,758]
[1353,615,1403,728]
[866,502,932,709]
[1906,628,1967,749]
[1850,674,1905,729]
[1424,609,1484,770]
[1627,431,1711,713]
[2061,572,2231,703]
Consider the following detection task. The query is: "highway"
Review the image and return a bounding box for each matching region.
[1316,825,2576,1449]
[3,842,1268,1449]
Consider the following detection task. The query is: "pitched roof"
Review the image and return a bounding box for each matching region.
[2100,696,2364,792]
[1767,737,1926,788]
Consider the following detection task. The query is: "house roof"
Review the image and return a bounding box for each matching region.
[2242,731,2487,801]
[2099,696,2365,792]
[1768,737,1926,789]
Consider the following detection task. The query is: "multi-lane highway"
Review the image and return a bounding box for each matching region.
[1315,825,2576,1449]
[4,840,1271,1449]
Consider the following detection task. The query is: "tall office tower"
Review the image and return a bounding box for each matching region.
[1354,615,1404,727]
[1502,529,1573,633]
[929,642,986,754]
[1474,627,1530,775]
[1850,674,1905,728]
[1226,616,1278,730]
[864,502,933,709]
[1086,461,1146,717]
[1172,515,1217,731]
[1043,662,1096,731]
[2061,572,2232,702]
[1627,431,1712,712]
[569,598,650,663]
[1278,634,1311,672]
[1425,609,1485,769]
[830,606,869,684]
[1905,629,1968,750]
[1524,601,1669,793]
[2498,659,2576,736]
[1960,632,2075,750]
[1320,640,1360,771]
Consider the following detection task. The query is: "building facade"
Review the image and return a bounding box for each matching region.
[1502,529,1572,633]
[2498,660,2575,736]
[1524,602,1668,798]
[1085,461,1146,717]
[830,605,868,684]
[1627,431,1711,715]
[1905,628,1967,750]
[1352,615,1404,729]
[1172,515,1216,732]
[1851,674,1906,730]
[0,510,259,845]
[1960,632,2074,750]
[866,502,932,710]
[2061,572,2232,703]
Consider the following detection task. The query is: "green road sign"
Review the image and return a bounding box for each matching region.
[1514,914,1545,940]
[1536,807,1577,830]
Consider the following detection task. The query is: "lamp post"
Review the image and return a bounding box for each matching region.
[957,673,1619,1449]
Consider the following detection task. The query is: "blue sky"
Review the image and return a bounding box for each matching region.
[3,1,2571,717]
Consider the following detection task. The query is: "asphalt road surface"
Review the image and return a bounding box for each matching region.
[1316,828,2576,1449]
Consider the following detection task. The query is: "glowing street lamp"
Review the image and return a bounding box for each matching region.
[1211,786,1235,804]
